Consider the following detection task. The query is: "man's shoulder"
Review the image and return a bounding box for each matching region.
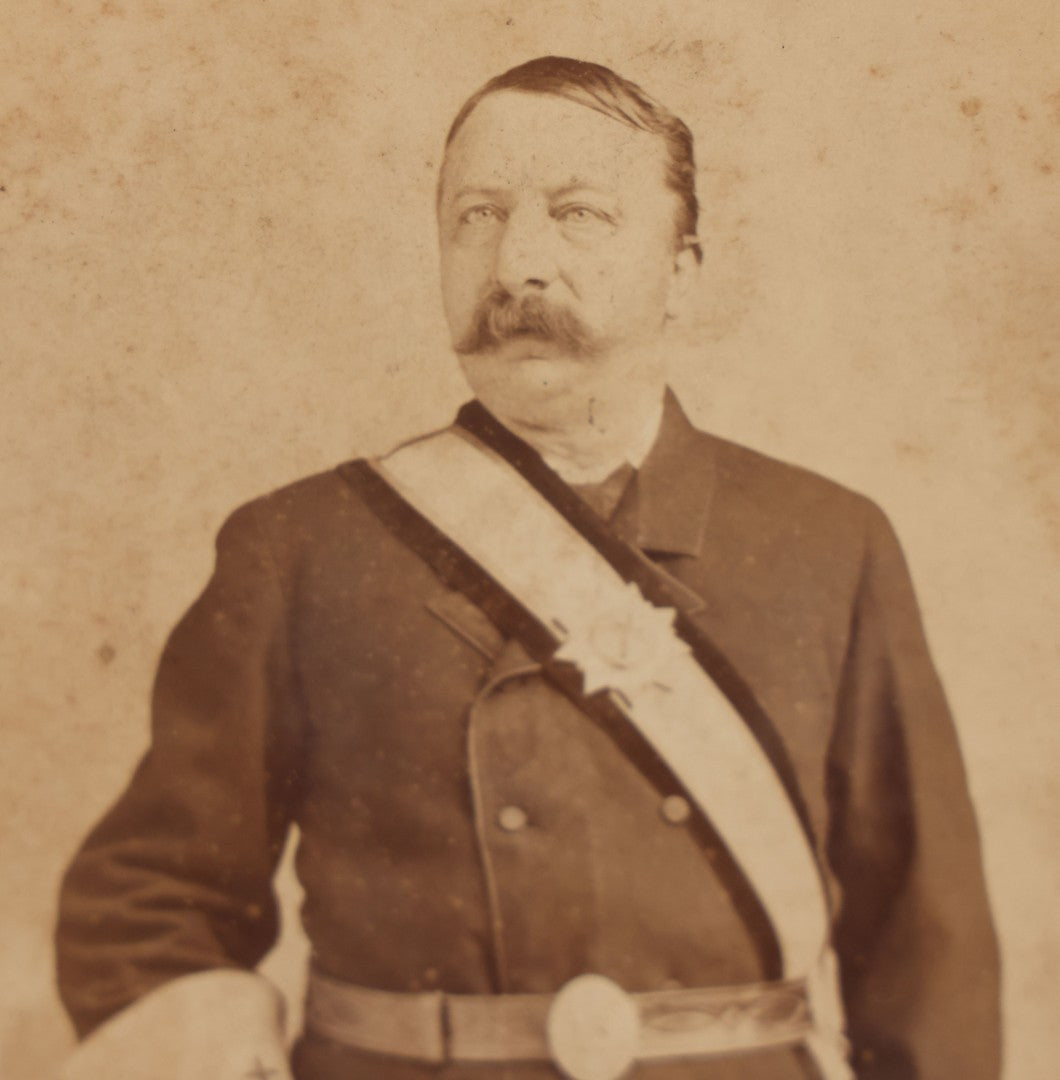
[656,391,883,535]
[686,419,873,509]
[213,459,382,553]
[252,460,367,512]
[708,429,868,506]
[230,418,459,530]
[684,423,891,556]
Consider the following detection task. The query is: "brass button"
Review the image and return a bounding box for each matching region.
[660,795,691,825]
[497,805,529,832]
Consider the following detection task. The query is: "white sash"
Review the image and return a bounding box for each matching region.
[373,428,852,1079]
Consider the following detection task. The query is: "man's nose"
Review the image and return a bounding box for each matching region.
[492,208,558,295]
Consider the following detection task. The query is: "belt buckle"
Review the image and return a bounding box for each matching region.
[546,975,640,1080]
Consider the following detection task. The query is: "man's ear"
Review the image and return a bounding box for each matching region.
[665,243,701,321]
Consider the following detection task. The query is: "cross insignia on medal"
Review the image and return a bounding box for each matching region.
[552,583,688,700]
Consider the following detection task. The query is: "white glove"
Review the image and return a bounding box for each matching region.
[59,970,293,1080]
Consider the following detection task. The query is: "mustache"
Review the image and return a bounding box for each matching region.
[454,289,599,356]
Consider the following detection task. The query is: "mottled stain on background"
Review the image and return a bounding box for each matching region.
[2,4,1058,1079]
[1044,91,1060,124]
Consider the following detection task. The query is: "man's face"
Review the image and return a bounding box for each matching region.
[437,90,693,408]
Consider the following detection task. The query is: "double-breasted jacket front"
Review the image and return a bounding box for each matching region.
[57,393,1000,1080]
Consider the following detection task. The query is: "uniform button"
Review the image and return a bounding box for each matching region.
[497,805,529,832]
[660,795,691,825]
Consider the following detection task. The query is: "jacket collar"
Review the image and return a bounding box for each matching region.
[624,387,717,559]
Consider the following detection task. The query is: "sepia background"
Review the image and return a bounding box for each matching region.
[2,1,1057,1076]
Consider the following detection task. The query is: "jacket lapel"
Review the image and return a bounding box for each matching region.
[617,387,718,561]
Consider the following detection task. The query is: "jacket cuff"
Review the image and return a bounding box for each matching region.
[60,970,290,1080]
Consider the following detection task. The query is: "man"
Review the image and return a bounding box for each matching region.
[56,57,1000,1080]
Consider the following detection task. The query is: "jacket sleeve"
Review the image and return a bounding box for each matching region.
[56,500,303,1039]
[826,501,1001,1079]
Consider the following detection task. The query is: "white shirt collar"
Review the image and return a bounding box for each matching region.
[542,397,665,485]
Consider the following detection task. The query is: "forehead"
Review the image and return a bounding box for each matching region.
[440,89,671,200]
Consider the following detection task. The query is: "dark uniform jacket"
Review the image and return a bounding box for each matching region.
[56,392,1000,1080]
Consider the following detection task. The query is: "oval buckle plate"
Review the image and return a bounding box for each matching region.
[546,974,640,1080]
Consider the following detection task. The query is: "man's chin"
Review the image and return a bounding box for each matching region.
[457,349,590,414]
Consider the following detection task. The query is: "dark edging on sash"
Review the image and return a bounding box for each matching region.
[453,402,817,841]
[339,454,786,981]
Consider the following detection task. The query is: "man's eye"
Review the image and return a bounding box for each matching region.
[556,205,608,226]
[459,205,502,226]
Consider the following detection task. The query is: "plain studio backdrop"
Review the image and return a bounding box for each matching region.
[1,2,1057,1077]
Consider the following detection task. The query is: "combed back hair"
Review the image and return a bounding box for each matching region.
[445,56,702,262]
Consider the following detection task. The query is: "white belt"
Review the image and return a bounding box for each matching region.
[305,970,815,1080]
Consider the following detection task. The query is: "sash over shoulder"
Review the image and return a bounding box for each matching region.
[335,402,853,1080]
